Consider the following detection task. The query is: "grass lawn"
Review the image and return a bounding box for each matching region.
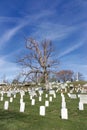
[0,92,87,130]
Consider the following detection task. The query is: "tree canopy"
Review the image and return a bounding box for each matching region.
[18,38,59,88]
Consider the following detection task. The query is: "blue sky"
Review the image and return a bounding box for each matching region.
[0,0,87,82]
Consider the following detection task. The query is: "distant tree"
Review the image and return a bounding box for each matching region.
[12,79,19,84]
[49,75,57,82]
[56,70,74,82]
[1,74,9,84]
[12,74,21,85]
[18,38,59,89]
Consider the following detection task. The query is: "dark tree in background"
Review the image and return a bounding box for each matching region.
[12,74,21,85]
[18,38,59,89]
[56,70,74,82]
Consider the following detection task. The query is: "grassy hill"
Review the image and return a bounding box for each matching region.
[0,91,87,130]
[69,80,87,86]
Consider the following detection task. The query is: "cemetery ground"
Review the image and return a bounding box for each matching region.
[0,90,87,130]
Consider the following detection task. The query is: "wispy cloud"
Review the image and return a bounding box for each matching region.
[30,22,76,41]
[0,10,55,50]
[0,21,28,49]
[58,38,86,58]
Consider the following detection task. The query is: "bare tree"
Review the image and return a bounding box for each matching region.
[56,70,74,82]
[18,38,59,88]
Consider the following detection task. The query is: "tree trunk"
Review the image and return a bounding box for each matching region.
[44,70,49,90]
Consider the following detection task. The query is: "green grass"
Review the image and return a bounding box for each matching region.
[0,92,87,130]
[68,81,87,86]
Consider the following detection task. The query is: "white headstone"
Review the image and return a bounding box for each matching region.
[20,94,23,99]
[14,94,16,98]
[45,94,48,98]
[61,93,64,97]
[20,102,25,112]
[49,90,55,95]
[61,108,68,119]
[49,96,52,102]
[56,89,59,92]
[20,98,23,104]
[62,96,65,102]
[4,101,9,110]
[70,94,77,99]
[79,102,84,110]
[53,93,56,98]
[20,91,25,96]
[62,101,66,108]
[65,88,67,92]
[29,90,37,97]
[7,92,11,97]
[10,97,13,102]
[39,96,42,101]
[45,100,49,107]
[79,95,87,104]
[40,106,45,116]
[38,90,43,96]
[30,95,32,100]
[67,93,71,97]
[31,99,35,105]
[1,96,3,101]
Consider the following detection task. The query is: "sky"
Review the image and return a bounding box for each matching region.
[0,0,87,82]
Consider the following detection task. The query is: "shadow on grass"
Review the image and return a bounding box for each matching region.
[0,109,52,130]
[0,109,37,121]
